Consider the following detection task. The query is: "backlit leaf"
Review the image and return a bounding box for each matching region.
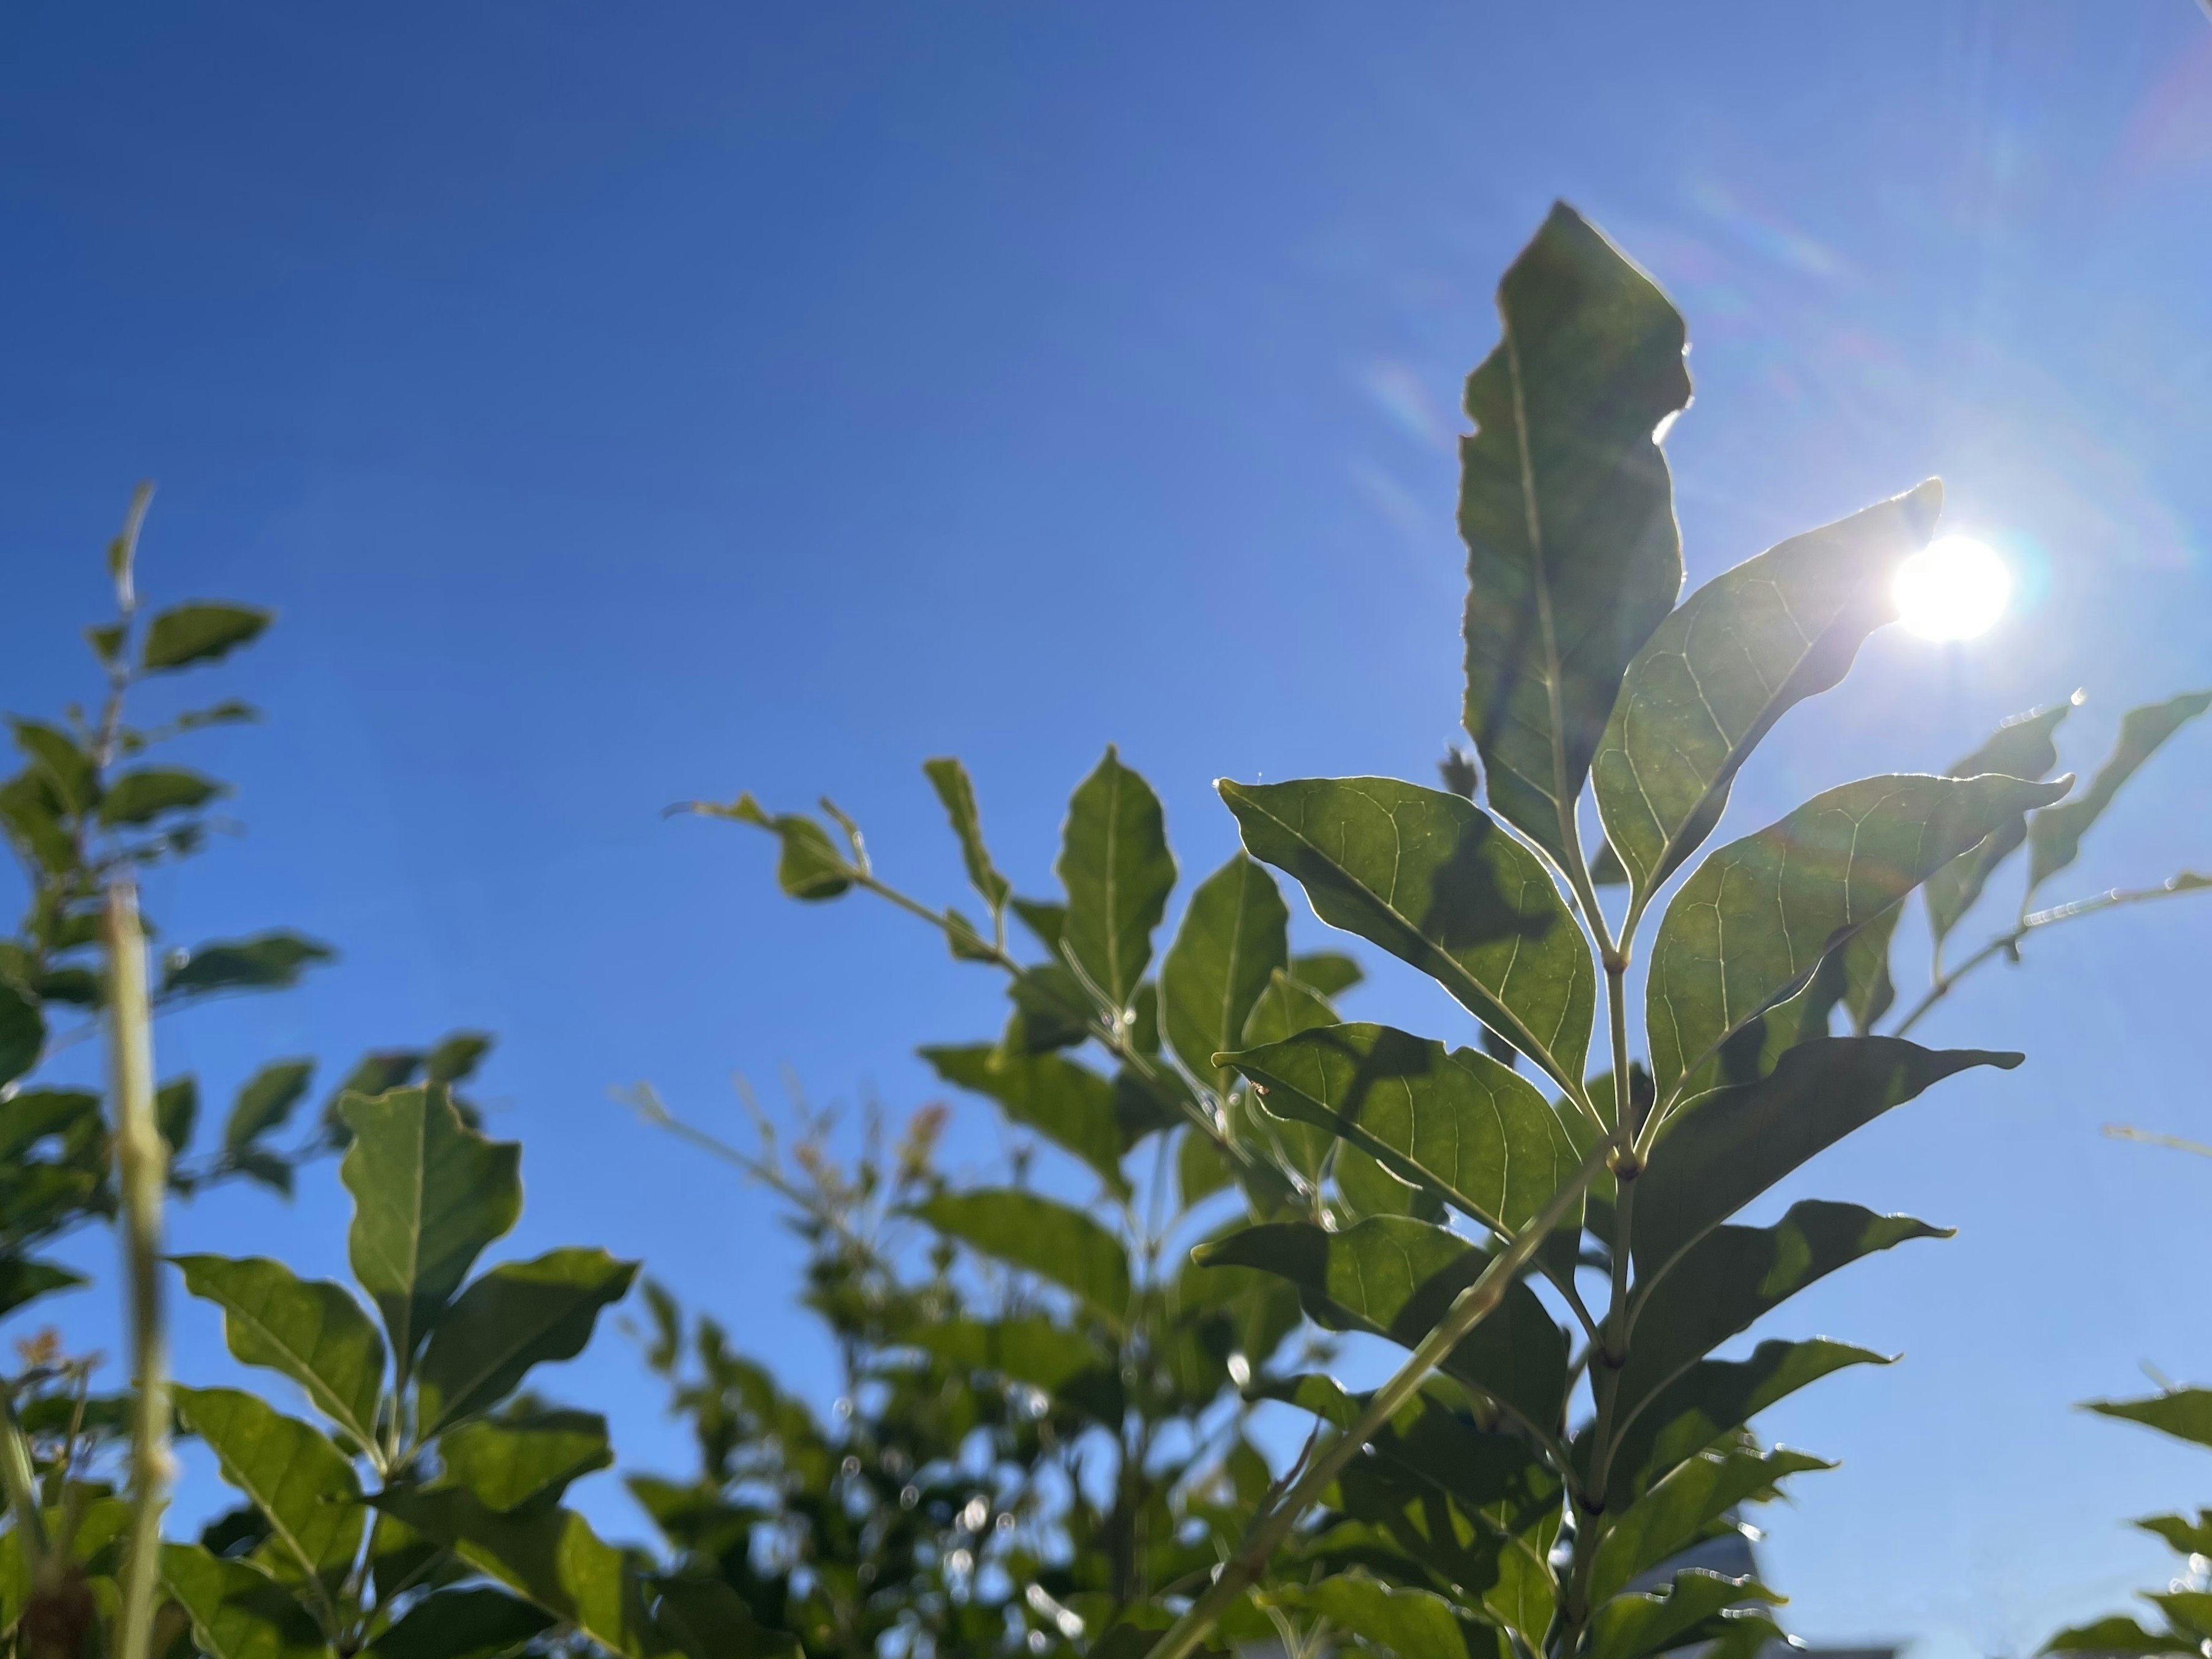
[1279,1573,1475,1659]
[175,1255,387,1448]
[226,1060,314,1150]
[174,1385,363,1615]
[2028,691,2212,896]
[1291,950,1364,997]
[142,603,272,672]
[160,1543,332,1659]
[1459,203,1692,868]
[1160,854,1288,1093]
[101,766,228,827]
[162,933,335,998]
[158,1074,199,1154]
[920,1044,1124,1195]
[1924,699,2073,953]
[434,1410,613,1513]
[1057,747,1176,1012]
[923,757,1010,912]
[918,1189,1132,1328]
[0,974,41,1090]
[704,794,851,900]
[1590,1445,1833,1605]
[2086,1389,2212,1452]
[416,1248,639,1435]
[1219,776,1594,1093]
[1594,482,1941,904]
[0,1258,85,1321]
[1585,1568,1782,1659]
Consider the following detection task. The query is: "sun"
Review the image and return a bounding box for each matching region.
[1893,535,2013,641]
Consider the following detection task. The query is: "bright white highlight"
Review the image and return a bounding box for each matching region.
[1894,535,2012,641]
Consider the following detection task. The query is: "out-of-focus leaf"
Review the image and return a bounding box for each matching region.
[1459,202,1691,868]
[652,1574,798,1659]
[142,603,273,672]
[100,766,227,827]
[365,1587,556,1659]
[0,973,42,1090]
[226,1060,314,1150]
[908,1318,1122,1423]
[920,1044,1124,1195]
[1619,1200,1946,1432]
[1585,1568,1782,1659]
[1923,700,2073,953]
[1056,747,1176,1012]
[10,721,98,814]
[2149,1594,2212,1643]
[434,1410,613,1513]
[1277,1573,1476,1659]
[175,1255,387,1448]
[918,1189,1132,1328]
[1225,1022,1579,1239]
[1001,961,1091,1054]
[1160,854,1288,1093]
[173,1385,363,1611]
[1590,1445,1832,1604]
[1220,776,1595,1094]
[923,757,1010,914]
[0,1258,86,1321]
[2044,1615,2181,1654]
[1197,1216,1567,1432]
[158,1074,199,1154]
[1291,950,1363,997]
[2137,1512,2212,1558]
[233,1147,297,1195]
[416,1248,638,1435]
[1594,483,1941,906]
[701,794,852,900]
[162,933,336,998]
[1645,774,2066,1099]
[2086,1389,2212,1452]
[160,1541,332,1659]
[2028,691,2212,896]
[1177,1126,1236,1209]
[1599,1338,1892,1503]
[340,1086,522,1375]
[425,1032,493,1085]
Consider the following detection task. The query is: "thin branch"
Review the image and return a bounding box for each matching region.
[2103,1124,2212,1161]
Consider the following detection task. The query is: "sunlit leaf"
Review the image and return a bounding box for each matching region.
[100,765,228,827]
[2028,691,2212,897]
[1922,699,2074,955]
[1160,854,1289,1093]
[416,1248,638,1435]
[918,1189,1132,1328]
[908,1318,1122,1424]
[702,794,852,900]
[175,1255,387,1448]
[1056,747,1176,1012]
[433,1410,613,1513]
[1278,1573,1478,1659]
[1459,203,1692,868]
[1589,1445,1832,1605]
[920,1044,1125,1195]
[142,603,273,672]
[2044,1615,2182,1654]
[174,1385,363,1615]
[923,756,1011,914]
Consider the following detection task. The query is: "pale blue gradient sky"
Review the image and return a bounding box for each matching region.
[3,7,2210,1656]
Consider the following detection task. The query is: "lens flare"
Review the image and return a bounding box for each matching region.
[1894,535,2012,641]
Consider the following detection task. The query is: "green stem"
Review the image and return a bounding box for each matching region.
[1141,1133,1616,1659]
[0,1388,51,1570]
[106,877,169,1659]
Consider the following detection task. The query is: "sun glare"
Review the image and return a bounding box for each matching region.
[1894,535,2012,641]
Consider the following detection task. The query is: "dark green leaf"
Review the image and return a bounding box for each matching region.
[100,766,228,827]
[416,1248,639,1435]
[652,1574,797,1659]
[158,1074,199,1154]
[1219,776,1595,1094]
[1585,1569,1782,1659]
[1645,773,2066,1099]
[374,1488,661,1659]
[1160,854,1289,1092]
[1594,483,1942,904]
[1923,700,2074,953]
[0,973,42,1090]
[1590,1445,1832,1605]
[10,721,97,814]
[226,1060,315,1150]
[339,1085,522,1376]
[173,1385,363,1617]
[920,1044,1125,1195]
[365,1588,556,1659]
[923,757,1011,913]
[1001,961,1092,1054]
[1336,1142,1445,1222]
[706,794,853,900]
[425,1032,494,1085]
[1459,203,1691,868]
[1056,746,1176,1012]
[1599,1338,1892,1503]
[916,1189,1132,1328]
[2028,691,2212,896]
[1634,1036,2013,1286]
[907,1318,1122,1423]
[142,603,274,672]
[160,1542,333,1659]
[175,1255,387,1448]
[2086,1389,2212,1451]
[234,1147,297,1195]
[1618,1200,1946,1437]
[1196,1217,1567,1433]
[163,933,336,998]
[2044,1616,2180,1654]
[1291,950,1364,997]
[0,1258,86,1320]
[2150,1594,2212,1642]
[1225,1022,1580,1239]
[2138,1512,2212,1556]
[434,1410,613,1512]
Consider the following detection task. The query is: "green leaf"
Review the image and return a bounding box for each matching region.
[339,1085,522,1376]
[651,1574,797,1659]
[100,766,228,827]
[706,794,853,900]
[1593,482,1942,905]
[1280,1573,1478,1659]
[160,1543,334,1659]
[1923,700,2074,953]
[1618,1200,1948,1438]
[1599,1338,1892,1503]
[1459,202,1692,868]
[158,1073,199,1154]
[1645,773,2067,1099]
[142,603,274,672]
[434,1410,613,1513]
[2137,1511,2212,1557]
[1225,1023,1579,1240]
[1177,1126,1236,1208]
[0,972,41,1090]
[2087,1389,2212,1450]
[2150,1594,2212,1642]
[2044,1615,2181,1654]
[1219,776,1596,1095]
[1585,1569,1782,1659]
[375,1488,662,1659]
[1634,1036,2014,1287]
[173,1385,363,1619]
[907,1318,1122,1423]
[1196,1217,1567,1432]
[226,1060,315,1150]
[164,933,336,998]
[175,1255,387,1448]
[1160,854,1289,1093]
[1590,1445,1833,1605]
[365,1587,556,1659]
[1056,746,1176,1011]
[916,1189,1132,1328]
[1293,950,1364,997]
[416,1248,639,1435]
[2028,691,2212,896]
[923,756,1011,913]
[10,720,98,814]
[920,1044,1126,1195]
[1336,1142,1445,1222]
[0,1258,86,1320]
[425,1032,494,1085]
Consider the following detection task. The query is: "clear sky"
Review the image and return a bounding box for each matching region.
[4,5,2210,1656]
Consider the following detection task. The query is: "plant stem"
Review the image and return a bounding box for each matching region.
[106,877,169,1659]
[1140,1134,1615,1659]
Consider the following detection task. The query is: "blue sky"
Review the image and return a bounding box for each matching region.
[4,5,2211,1654]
